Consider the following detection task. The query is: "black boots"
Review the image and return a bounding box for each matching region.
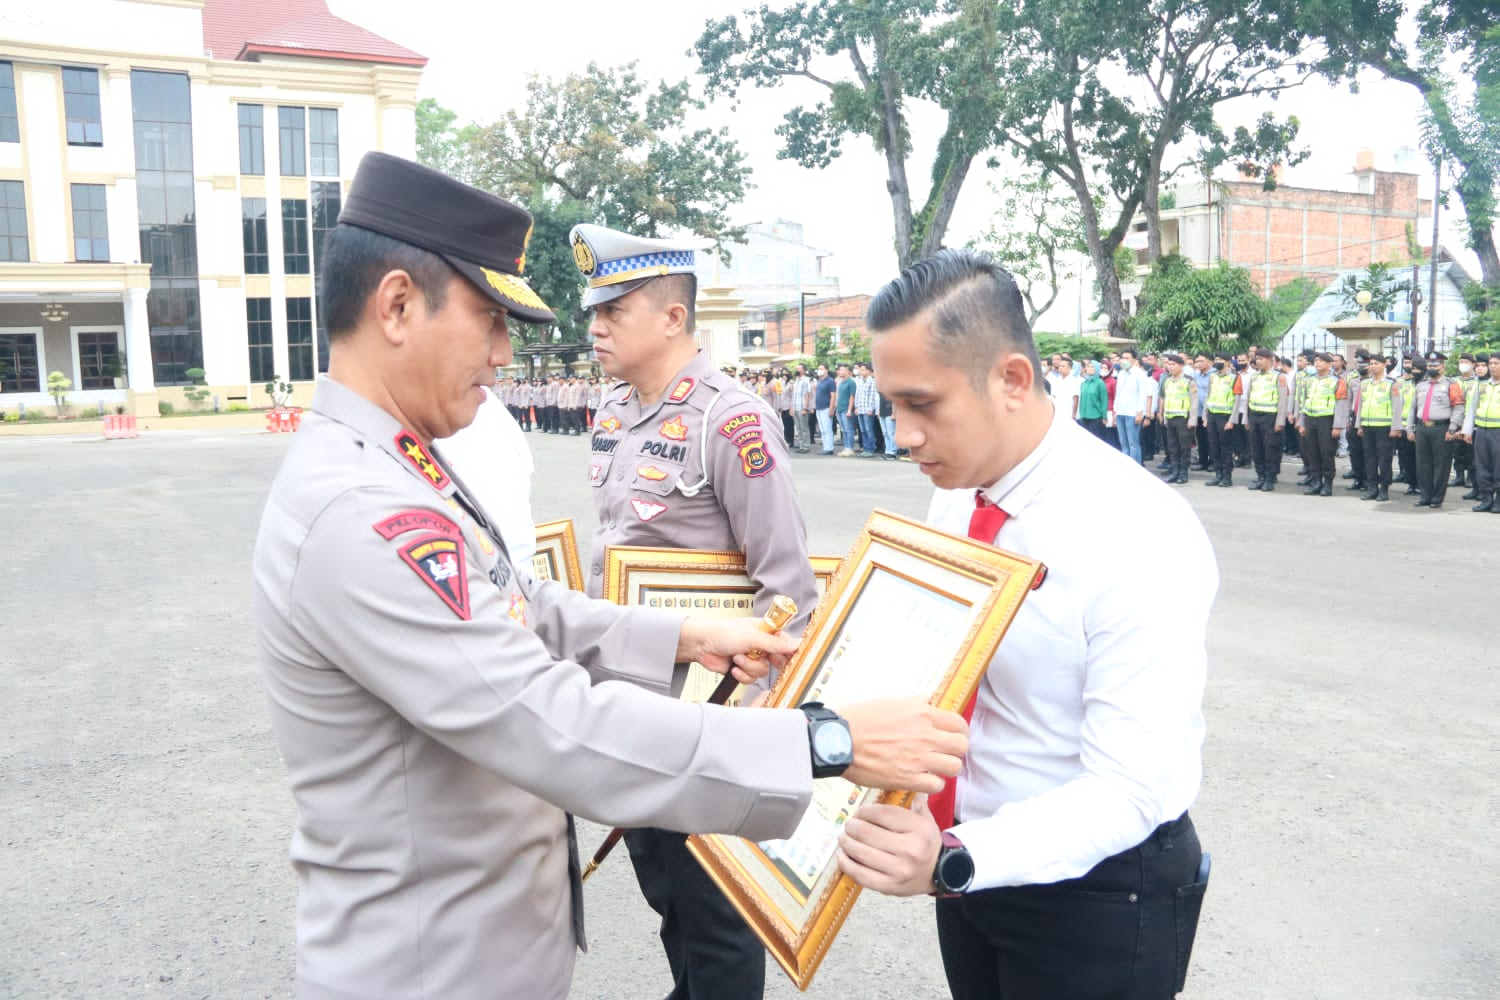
[1320,477,1333,496]
[1248,476,1265,491]
[1474,491,1497,513]
[1377,485,1390,501]
[1302,477,1322,495]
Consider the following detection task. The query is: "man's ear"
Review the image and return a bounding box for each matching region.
[664,301,690,338]
[372,269,417,347]
[988,352,1036,408]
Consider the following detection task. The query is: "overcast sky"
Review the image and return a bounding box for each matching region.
[331,0,1462,307]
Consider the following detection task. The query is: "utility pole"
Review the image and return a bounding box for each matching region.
[1427,156,1441,356]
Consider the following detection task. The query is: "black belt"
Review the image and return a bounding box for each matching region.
[1148,812,1191,848]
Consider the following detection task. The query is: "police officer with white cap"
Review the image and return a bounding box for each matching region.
[251,153,968,1000]
[571,221,819,1000]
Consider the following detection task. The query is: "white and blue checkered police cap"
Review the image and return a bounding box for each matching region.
[569,223,712,309]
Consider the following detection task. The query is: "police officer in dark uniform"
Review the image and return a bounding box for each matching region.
[571,222,820,1000]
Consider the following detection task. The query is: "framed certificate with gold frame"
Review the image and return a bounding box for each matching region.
[684,509,1045,990]
[532,519,584,591]
[602,546,843,704]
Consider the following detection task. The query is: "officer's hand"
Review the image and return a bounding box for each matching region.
[1357,428,1364,437]
[1225,420,1233,431]
[1463,433,1472,444]
[837,797,942,897]
[836,698,967,794]
[1332,428,1342,440]
[1407,431,1415,441]
[1391,430,1402,439]
[678,618,800,685]
[1275,423,1284,433]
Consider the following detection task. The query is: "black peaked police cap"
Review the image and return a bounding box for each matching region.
[339,152,555,325]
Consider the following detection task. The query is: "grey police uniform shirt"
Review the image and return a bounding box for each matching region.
[1406,375,1467,433]
[586,352,818,633]
[253,377,812,1000]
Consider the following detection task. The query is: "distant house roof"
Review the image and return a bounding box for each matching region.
[202,0,426,67]
[1276,261,1472,354]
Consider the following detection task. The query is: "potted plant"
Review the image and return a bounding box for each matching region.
[183,368,211,410]
[106,355,125,390]
[265,376,294,409]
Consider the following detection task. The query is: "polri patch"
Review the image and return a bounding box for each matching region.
[660,416,688,441]
[398,533,470,620]
[372,509,460,541]
[631,498,669,522]
[668,378,695,403]
[394,431,450,491]
[718,412,760,439]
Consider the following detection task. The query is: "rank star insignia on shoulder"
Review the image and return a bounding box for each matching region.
[394,431,451,490]
[668,378,695,403]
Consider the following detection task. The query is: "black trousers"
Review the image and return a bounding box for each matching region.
[1475,426,1500,491]
[1452,436,1473,477]
[1194,422,1211,467]
[1348,425,1366,482]
[1164,417,1192,470]
[937,814,1206,1000]
[1204,414,1233,476]
[1248,411,1282,479]
[625,828,765,1000]
[1414,423,1455,504]
[1303,415,1337,481]
[1396,435,1417,484]
[1361,427,1395,487]
[1230,422,1250,465]
[1284,420,1302,465]
[1081,417,1109,443]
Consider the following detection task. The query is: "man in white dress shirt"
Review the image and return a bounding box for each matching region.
[837,249,1217,1000]
[436,379,537,572]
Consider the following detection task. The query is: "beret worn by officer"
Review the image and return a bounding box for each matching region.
[569,223,711,309]
[339,152,555,325]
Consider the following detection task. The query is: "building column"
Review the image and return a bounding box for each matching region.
[123,285,158,416]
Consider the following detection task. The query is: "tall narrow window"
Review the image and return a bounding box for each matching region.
[308,108,338,177]
[238,104,264,175]
[282,198,309,274]
[131,69,201,386]
[286,297,314,381]
[278,106,305,176]
[62,67,103,146]
[246,298,274,383]
[71,184,110,261]
[77,331,121,389]
[0,63,19,143]
[0,180,28,262]
[242,197,268,274]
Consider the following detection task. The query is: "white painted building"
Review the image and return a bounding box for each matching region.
[0,0,423,417]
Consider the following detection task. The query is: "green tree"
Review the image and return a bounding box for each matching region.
[455,64,751,344]
[813,327,870,369]
[1033,333,1114,361]
[1310,1,1500,287]
[1130,257,1272,356]
[46,371,71,418]
[1455,280,1500,352]
[970,166,1088,327]
[415,98,479,183]
[695,0,1006,268]
[1262,276,1325,343]
[995,0,1313,338]
[1333,262,1413,320]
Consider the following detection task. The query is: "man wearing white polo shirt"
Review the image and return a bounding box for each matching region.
[838,249,1217,1000]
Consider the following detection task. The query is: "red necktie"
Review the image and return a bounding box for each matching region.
[1422,383,1435,423]
[928,492,1010,831]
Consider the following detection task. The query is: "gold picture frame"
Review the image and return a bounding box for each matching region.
[532,519,584,591]
[602,545,843,704]
[684,509,1045,990]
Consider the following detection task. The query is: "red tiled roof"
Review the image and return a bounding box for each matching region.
[202,0,426,67]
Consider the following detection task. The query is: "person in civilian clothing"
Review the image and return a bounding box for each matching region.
[1076,360,1110,443]
[1189,354,1213,471]
[814,364,837,454]
[835,363,858,456]
[840,249,1215,1000]
[854,361,881,457]
[1111,349,1155,465]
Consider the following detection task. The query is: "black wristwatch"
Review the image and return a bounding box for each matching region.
[799,702,852,779]
[932,831,975,897]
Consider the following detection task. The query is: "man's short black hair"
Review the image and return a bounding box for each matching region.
[1121,348,1138,360]
[319,224,453,339]
[642,273,697,333]
[867,249,1041,391]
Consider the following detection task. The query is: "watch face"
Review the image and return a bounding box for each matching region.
[939,848,975,893]
[812,720,853,765]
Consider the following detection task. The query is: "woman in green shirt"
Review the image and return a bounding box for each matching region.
[1078,360,1111,442]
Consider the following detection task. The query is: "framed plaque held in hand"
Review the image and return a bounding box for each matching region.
[602,546,842,704]
[532,519,584,591]
[686,509,1045,990]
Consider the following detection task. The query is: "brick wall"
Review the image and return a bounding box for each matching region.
[1217,172,1429,294]
[742,294,873,355]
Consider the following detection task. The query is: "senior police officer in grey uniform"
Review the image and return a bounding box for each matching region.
[252,153,968,1000]
[1406,352,1468,510]
[571,221,819,1000]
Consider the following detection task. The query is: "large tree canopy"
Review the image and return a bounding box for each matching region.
[414,65,752,341]
[1130,256,1273,356]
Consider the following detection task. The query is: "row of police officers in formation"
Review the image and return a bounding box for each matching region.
[1146,347,1500,512]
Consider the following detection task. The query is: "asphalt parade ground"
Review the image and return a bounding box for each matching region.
[1,426,1495,1000]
